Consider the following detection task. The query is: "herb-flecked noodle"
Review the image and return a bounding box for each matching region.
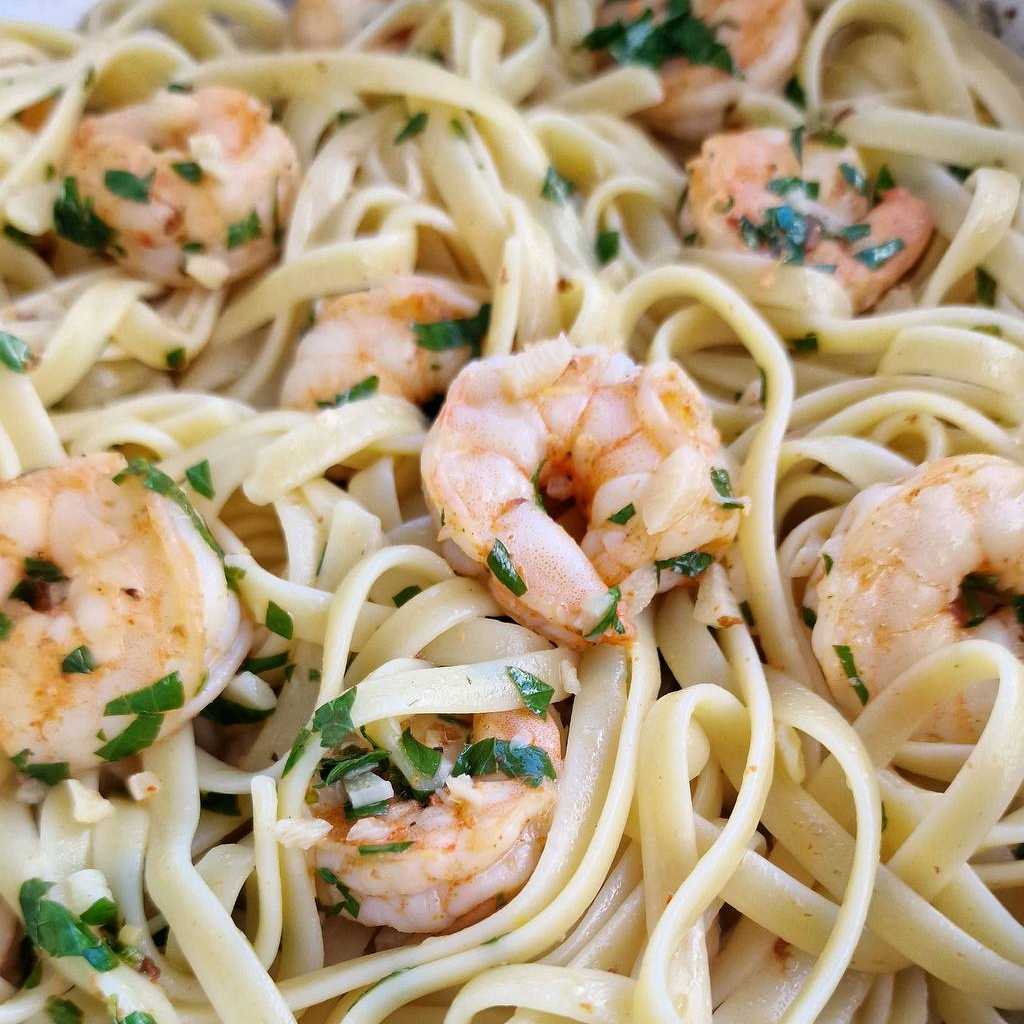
[1,1,1024,1023]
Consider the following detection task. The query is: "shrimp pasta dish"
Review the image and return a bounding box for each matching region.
[3,0,1024,1021]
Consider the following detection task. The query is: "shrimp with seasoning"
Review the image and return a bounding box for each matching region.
[0,453,249,773]
[60,86,299,288]
[421,338,741,648]
[587,0,808,141]
[280,276,487,411]
[807,455,1024,742]
[313,707,562,934]
[684,127,934,312]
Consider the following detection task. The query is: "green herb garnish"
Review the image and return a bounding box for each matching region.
[264,601,293,639]
[185,459,214,499]
[394,112,428,144]
[710,467,743,509]
[315,374,379,408]
[400,729,441,776]
[585,585,625,640]
[487,538,527,596]
[392,585,421,607]
[226,210,261,249]
[0,331,30,373]
[171,161,202,184]
[413,304,490,354]
[507,665,554,717]
[19,879,118,972]
[608,503,635,524]
[855,238,904,270]
[10,751,69,786]
[541,166,574,204]
[61,645,95,674]
[596,229,620,264]
[833,644,869,705]
[104,169,153,203]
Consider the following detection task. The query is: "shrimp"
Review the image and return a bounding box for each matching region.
[61,86,300,287]
[590,0,808,141]
[0,453,249,773]
[684,128,934,312]
[280,276,486,411]
[313,707,562,934]
[807,455,1024,742]
[291,0,389,48]
[420,338,741,648]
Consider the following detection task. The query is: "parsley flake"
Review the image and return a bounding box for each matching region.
[413,304,490,353]
[0,331,30,373]
[507,665,554,717]
[61,645,95,674]
[185,459,214,499]
[316,374,379,408]
[104,169,154,204]
[394,112,428,144]
[833,644,869,705]
[487,538,527,596]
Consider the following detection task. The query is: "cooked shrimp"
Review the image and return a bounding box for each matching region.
[313,707,562,934]
[292,0,389,48]
[685,128,934,312]
[807,455,1024,742]
[280,276,485,411]
[0,453,249,772]
[591,0,807,141]
[420,338,740,648]
[61,86,299,287]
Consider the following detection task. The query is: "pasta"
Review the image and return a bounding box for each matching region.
[0,0,1023,1022]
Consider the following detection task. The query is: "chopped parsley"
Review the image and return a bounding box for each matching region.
[113,458,223,559]
[10,751,69,786]
[608,503,635,524]
[793,332,819,353]
[243,651,290,675]
[596,229,620,264]
[0,611,10,639]
[585,585,625,640]
[452,736,556,787]
[226,210,261,249]
[580,0,733,74]
[321,748,389,787]
[450,118,467,139]
[837,223,871,244]
[541,166,575,204]
[413,304,490,354]
[282,726,311,776]
[316,374,379,408]
[784,75,806,107]
[487,538,527,596]
[312,688,357,747]
[839,162,868,195]
[96,672,184,761]
[394,112,428,144]
[45,996,83,1024]
[265,601,294,640]
[801,606,817,628]
[392,585,421,607]
[79,897,119,928]
[171,161,202,183]
[61,645,95,674]
[316,867,359,918]
[165,347,186,370]
[854,238,904,270]
[358,842,414,855]
[874,164,895,199]
[655,550,713,580]
[185,459,214,499]
[710,467,744,509]
[738,205,808,263]
[767,176,819,199]
[19,879,119,971]
[200,697,274,726]
[103,169,153,204]
[833,644,869,705]
[400,729,441,776]
[0,331,30,373]
[823,552,834,574]
[3,223,34,247]
[507,665,554,717]
[976,267,997,306]
[25,557,66,582]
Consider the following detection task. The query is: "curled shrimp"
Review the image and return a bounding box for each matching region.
[291,0,389,48]
[313,707,562,934]
[591,0,807,141]
[684,128,934,312]
[421,338,741,648]
[0,453,249,773]
[807,455,1024,742]
[280,276,486,411]
[61,86,299,287]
